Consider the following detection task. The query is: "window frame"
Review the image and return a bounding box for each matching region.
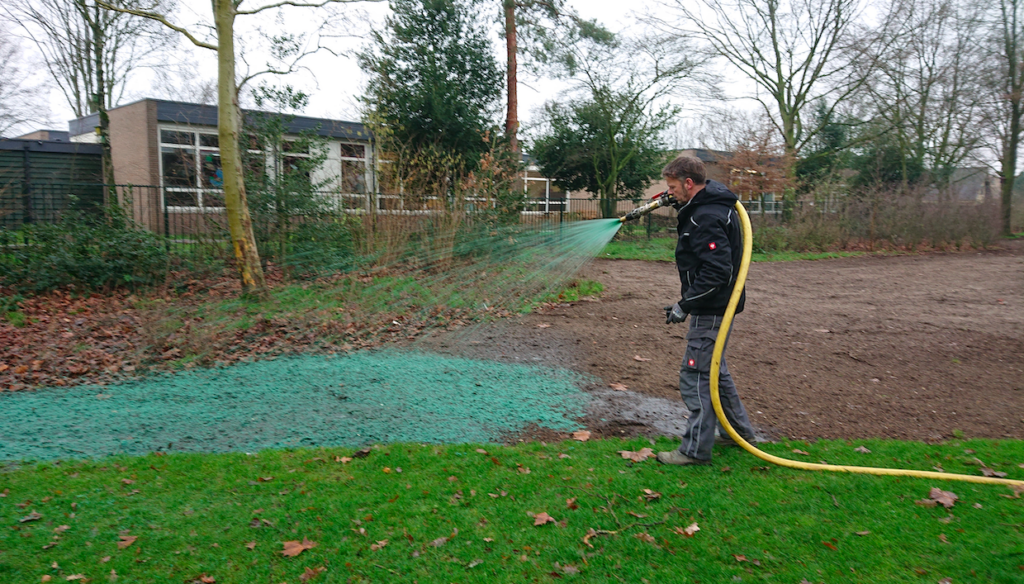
[159,125,231,213]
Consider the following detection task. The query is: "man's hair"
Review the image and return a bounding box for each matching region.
[662,155,706,185]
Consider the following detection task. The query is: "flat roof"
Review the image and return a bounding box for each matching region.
[0,138,102,155]
[69,98,370,141]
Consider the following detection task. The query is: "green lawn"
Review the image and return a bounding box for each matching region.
[2,438,1022,583]
[601,237,865,263]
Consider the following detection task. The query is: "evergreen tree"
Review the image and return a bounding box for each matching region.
[360,0,503,171]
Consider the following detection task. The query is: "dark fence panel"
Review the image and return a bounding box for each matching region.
[1,183,797,263]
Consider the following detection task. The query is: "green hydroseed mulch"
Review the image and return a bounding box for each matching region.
[0,438,1022,583]
[0,352,590,461]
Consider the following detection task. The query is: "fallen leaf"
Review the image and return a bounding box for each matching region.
[117,535,137,549]
[617,448,655,463]
[19,511,42,523]
[733,554,748,562]
[854,446,871,453]
[42,577,52,583]
[634,532,656,543]
[928,488,959,509]
[100,557,111,563]
[938,578,952,584]
[674,522,700,537]
[475,449,488,454]
[537,323,551,328]
[245,542,256,551]
[609,382,628,391]
[938,533,950,544]
[973,503,983,509]
[792,449,810,456]
[822,541,837,550]
[467,559,484,568]
[571,430,591,442]
[627,511,648,518]
[352,448,372,458]
[257,476,273,482]
[641,489,661,501]
[335,457,352,464]
[370,539,388,551]
[633,355,651,362]
[558,453,570,459]
[430,536,449,547]
[281,538,317,557]
[199,576,216,584]
[533,512,556,526]
[299,566,326,582]
[65,576,87,582]
[560,565,580,575]
[54,525,71,534]
[566,497,578,510]
[14,365,28,374]
[855,530,870,536]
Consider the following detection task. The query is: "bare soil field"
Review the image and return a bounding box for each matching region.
[425,243,1024,442]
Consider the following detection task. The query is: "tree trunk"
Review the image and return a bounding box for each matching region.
[504,1,518,152]
[214,0,266,294]
[1003,100,1021,236]
[90,2,117,205]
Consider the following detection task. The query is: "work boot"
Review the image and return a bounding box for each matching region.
[656,450,711,466]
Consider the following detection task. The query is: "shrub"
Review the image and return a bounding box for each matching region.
[283,219,359,277]
[0,207,168,292]
[751,223,789,253]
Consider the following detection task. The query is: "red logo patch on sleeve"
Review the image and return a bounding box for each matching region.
[688,358,695,367]
[708,242,717,250]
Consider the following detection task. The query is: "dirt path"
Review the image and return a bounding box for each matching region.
[424,245,1024,442]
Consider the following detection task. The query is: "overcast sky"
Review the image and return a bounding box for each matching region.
[20,0,721,139]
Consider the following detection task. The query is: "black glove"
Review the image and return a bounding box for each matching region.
[664,302,688,324]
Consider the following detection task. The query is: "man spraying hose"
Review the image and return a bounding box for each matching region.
[655,155,758,465]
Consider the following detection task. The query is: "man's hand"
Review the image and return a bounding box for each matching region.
[664,302,688,324]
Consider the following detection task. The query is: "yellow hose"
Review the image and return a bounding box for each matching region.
[708,201,1024,487]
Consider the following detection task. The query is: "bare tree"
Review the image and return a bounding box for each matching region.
[96,0,382,295]
[979,0,1024,235]
[4,0,176,190]
[861,0,984,191]
[657,0,873,167]
[151,57,218,105]
[0,34,51,138]
[3,0,174,117]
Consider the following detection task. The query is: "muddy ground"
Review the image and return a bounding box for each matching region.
[423,243,1024,442]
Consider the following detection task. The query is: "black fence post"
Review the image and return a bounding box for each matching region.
[161,186,171,254]
[21,144,33,225]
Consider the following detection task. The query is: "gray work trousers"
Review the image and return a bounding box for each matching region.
[676,314,756,461]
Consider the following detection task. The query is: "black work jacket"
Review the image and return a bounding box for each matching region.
[674,180,746,316]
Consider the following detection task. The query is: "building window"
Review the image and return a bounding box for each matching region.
[340,143,366,194]
[160,128,222,210]
[160,127,371,210]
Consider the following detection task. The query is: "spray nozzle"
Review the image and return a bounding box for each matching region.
[619,191,675,223]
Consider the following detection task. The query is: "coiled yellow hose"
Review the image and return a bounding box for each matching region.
[709,202,1024,487]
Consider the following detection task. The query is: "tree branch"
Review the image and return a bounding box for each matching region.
[237,0,384,16]
[94,1,216,50]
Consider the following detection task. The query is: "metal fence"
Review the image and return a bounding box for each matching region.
[1,183,794,258]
